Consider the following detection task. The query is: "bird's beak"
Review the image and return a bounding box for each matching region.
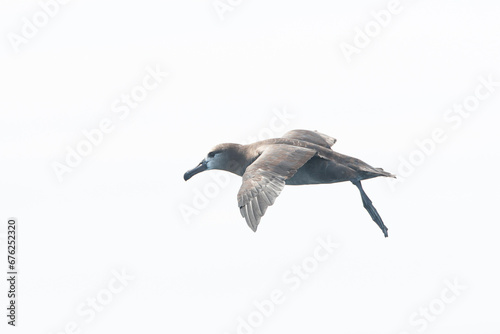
[184,159,207,181]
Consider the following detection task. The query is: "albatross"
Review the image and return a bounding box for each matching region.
[183,129,395,237]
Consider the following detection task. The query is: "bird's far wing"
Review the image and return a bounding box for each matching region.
[237,144,317,231]
[282,129,336,148]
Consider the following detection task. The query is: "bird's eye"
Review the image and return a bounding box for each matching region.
[208,152,215,158]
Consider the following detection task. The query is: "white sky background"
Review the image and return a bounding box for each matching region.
[1,0,500,333]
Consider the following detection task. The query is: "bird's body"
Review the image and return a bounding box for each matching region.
[184,129,395,237]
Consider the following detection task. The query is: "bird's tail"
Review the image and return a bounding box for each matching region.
[375,168,396,178]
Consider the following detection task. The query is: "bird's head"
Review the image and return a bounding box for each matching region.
[183,143,245,181]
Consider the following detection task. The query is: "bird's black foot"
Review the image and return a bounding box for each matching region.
[352,180,389,238]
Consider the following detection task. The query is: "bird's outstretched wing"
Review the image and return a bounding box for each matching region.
[237,144,316,231]
[282,129,336,148]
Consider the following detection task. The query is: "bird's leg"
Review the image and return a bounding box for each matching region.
[351,180,389,238]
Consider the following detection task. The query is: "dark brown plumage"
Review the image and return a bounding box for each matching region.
[184,129,394,237]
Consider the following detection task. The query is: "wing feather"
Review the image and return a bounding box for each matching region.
[237,145,317,231]
[282,129,336,148]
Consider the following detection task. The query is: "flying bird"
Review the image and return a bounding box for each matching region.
[183,129,395,237]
